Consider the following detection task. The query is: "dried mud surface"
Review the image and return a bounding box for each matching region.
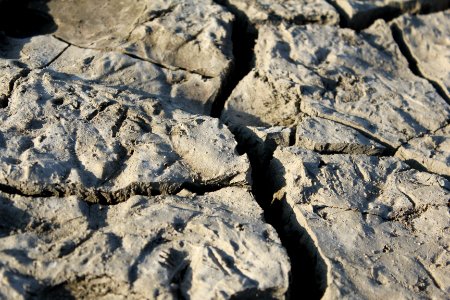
[0,0,449,299]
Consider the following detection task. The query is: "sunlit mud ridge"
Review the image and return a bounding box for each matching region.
[0,0,449,299]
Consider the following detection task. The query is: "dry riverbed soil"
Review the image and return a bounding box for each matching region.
[0,0,449,299]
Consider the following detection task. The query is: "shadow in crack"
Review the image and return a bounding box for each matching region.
[234,124,328,300]
[228,118,329,298]
[38,283,76,300]
[0,0,56,39]
[0,0,57,64]
[390,22,450,104]
[210,0,258,118]
[0,0,57,107]
[267,157,329,299]
[0,195,31,238]
[270,198,329,299]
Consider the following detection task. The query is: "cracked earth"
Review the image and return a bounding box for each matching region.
[0,0,449,299]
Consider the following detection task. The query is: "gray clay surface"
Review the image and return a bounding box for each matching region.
[331,0,450,29]
[391,10,450,101]
[216,0,339,27]
[271,147,450,299]
[0,0,449,299]
[0,187,290,299]
[0,70,251,202]
[222,20,450,149]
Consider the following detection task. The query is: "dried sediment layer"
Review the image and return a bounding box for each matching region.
[222,20,450,149]
[330,0,450,29]
[296,116,386,155]
[271,147,450,299]
[33,0,234,78]
[0,70,250,203]
[215,0,339,26]
[0,34,67,106]
[21,0,237,114]
[48,46,222,114]
[391,10,450,101]
[396,125,450,177]
[0,32,225,115]
[0,34,66,69]
[0,187,290,299]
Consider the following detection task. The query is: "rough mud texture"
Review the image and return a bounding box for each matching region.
[222,20,450,149]
[218,2,450,299]
[31,0,234,114]
[34,0,234,78]
[215,0,339,27]
[48,46,222,114]
[1,0,450,299]
[330,0,450,29]
[296,116,386,155]
[391,10,450,101]
[396,125,450,178]
[271,147,450,299]
[0,34,67,106]
[0,34,66,69]
[0,1,294,298]
[0,187,289,299]
[0,70,250,202]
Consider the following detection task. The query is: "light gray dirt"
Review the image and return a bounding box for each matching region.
[215,0,339,27]
[330,0,450,29]
[0,34,67,106]
[34,0,234,78]
[391,10,450,101]
[296,116,386,155]
[271,147,450,299]
[48,46,222,114]
[1,0,450,299]
[396,125,450,177]
[0,70,250,202]
[222,20,450,149]
[30,0,235,114]
[0,187,290,299]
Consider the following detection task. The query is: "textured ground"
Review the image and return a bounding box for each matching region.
[0,0,449,299]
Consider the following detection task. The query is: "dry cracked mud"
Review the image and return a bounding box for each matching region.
[0,0,449,299]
